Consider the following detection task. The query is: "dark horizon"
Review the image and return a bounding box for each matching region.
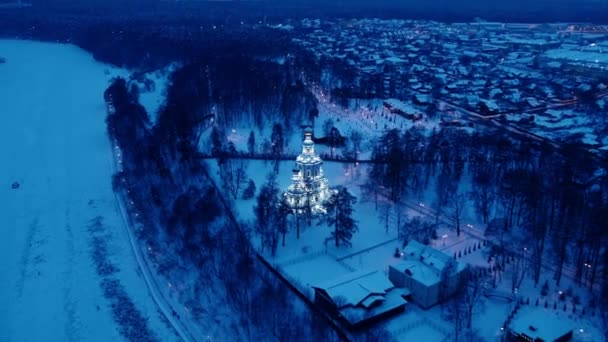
[19,0,608,24]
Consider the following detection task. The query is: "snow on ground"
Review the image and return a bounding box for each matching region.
[395,322,446,341]
[135,63,177,123]
[207,150,605,340]
[203,72,606,341]
[0,40,176,341]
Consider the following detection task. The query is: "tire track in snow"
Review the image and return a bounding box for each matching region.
[62,208,81,342]
[15,218,43,299]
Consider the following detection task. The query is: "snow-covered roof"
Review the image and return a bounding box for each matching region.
[391,240,464,286]
[525,97,540,107]
[480,99,500,111]
[339,287,408,325]
[510,308,574,341]
[313,269,395,308]
[392,260,440,286]
[385,56,406,64]
[384,98,419,115]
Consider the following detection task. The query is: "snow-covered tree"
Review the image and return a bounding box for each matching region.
[321,187,358,248]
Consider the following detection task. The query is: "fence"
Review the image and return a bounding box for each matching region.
[278,249,328,268]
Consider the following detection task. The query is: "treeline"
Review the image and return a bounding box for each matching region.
[367,127,608,300]
[0,3,296,69]
[105,70,349,340]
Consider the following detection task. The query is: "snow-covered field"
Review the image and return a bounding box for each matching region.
[0,40,176,341]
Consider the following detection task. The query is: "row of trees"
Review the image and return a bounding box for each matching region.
[364,125,608,298]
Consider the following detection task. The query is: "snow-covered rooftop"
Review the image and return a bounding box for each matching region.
[510,308,575,341]
[339,287,408,326]
[314,269,395,308]
[391,240,464,286]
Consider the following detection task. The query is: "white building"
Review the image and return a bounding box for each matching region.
[284,128,333,213]
[389,240,466,309]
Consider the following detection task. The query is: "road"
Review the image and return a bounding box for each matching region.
[110,142,197,342]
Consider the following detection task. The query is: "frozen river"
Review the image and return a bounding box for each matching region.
[0,40,176,341]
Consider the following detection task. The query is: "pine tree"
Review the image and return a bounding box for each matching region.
[322,187,358,248]
[276,197,291,247]
[210,126,223,156]
[270,123,284,173]
[242,179,256,200]
[541,280,549,296]
[254,175,279,255]
[247,130,256,156]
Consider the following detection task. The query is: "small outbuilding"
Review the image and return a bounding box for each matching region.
[508,308,574,342]
[313,269,408,330]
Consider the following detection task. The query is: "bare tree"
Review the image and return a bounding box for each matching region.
[400,216,437,245]
[471,187,495,225]
[449,192,467,237]
[220,158,249,200]
[378,201,392,234]
[348,129,363,162]
[394,200,405,236]
[462,268,485,331]
[446,267,485,341]
[509,235,530,292]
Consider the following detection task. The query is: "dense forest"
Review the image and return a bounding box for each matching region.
[105,75,359,340]
[368,127,608,292]
[100,27,400,336]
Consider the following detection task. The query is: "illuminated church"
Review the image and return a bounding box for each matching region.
[284,128,334,213]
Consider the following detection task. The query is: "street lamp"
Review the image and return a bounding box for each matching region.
[442,234,448,247]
